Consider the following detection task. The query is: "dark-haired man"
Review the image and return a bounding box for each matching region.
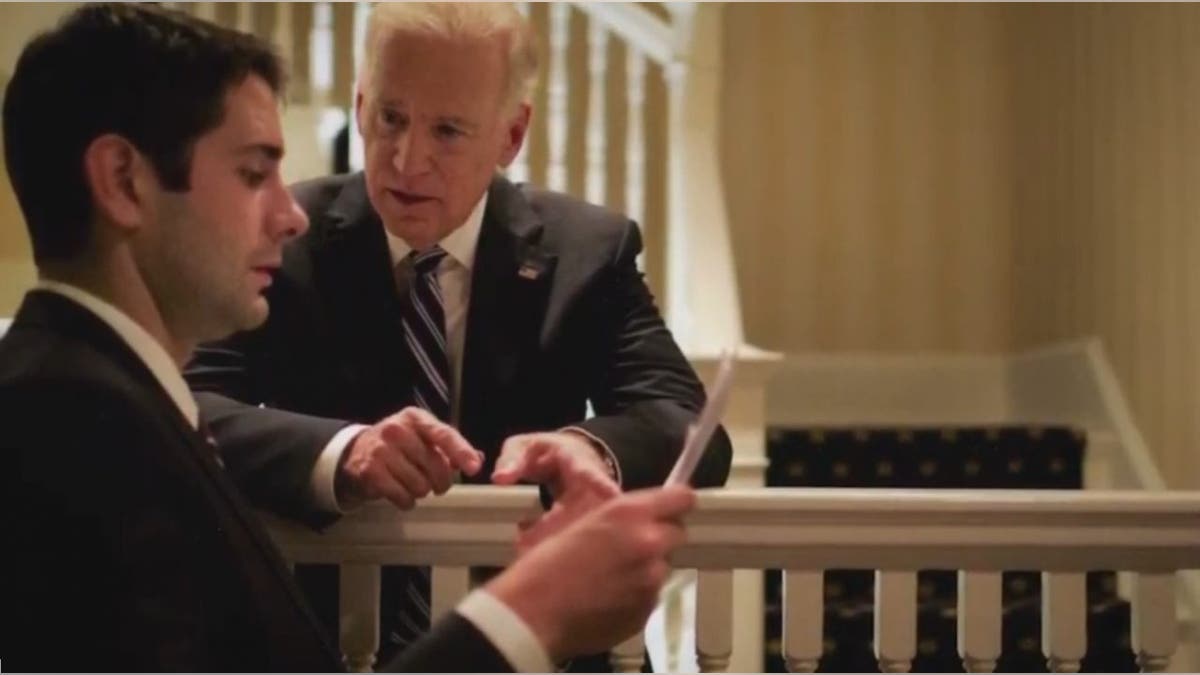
[1,4,693,671]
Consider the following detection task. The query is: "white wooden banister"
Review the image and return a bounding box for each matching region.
[339,563,380,673]
[263,486,1200,672]
[585,19,609,206]
[875,570,918,673]
[957,570,1003,673]
[545,2,570,193]
[782,570,824,673]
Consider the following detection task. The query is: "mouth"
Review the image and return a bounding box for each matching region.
[387,189,437,207]
[250,264,279,287]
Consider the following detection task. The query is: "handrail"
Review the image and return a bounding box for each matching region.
[264,486,1200,571]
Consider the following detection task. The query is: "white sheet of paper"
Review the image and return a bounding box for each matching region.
[665,349,737,486]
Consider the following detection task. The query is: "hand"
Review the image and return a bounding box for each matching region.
[492,431,616,497]
[503,443,622,554]
[336,407,483,510]
[485,486,696,662]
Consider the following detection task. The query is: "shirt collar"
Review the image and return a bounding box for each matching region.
[385,190,487,272]
[34,279,200,431]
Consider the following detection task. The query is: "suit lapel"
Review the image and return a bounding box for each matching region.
[17,292,341,664]
[316,174,414,405]
[459,177,557,464]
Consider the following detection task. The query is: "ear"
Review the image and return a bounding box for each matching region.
[354,89,367,136]
[496,102,532,168]
[82,134,156,232]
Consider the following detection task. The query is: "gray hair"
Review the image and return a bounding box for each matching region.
[361,2,538,111]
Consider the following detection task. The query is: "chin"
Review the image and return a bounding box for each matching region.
[228,298,270,334]
[383,216,441,245]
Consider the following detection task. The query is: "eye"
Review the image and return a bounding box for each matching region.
[435,123,465,140]
[380,107,405,129]
[239,168,268,187]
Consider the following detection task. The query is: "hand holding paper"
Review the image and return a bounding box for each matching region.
[665,349,737,487]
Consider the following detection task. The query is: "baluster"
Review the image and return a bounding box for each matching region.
[625,46,648,270]
[310,3,335,107]
[348,1,371,171]
[957,570,1002,673]
[545,2,570,192]
[234,2,255,35]
[585,20,609,205]
[506,2,532,184]
[329,3,356,109]
[431,566,471,622]
[1041,572,1086,673]
[874,570,917,673]
[610,630,645,673]
[696,570,733,672]
[1132,572,1177,672]
[272,4,294,66]
[339,563,381,673]
[782,570,823,673]
[289,3,314,105]
[192,2,216,22]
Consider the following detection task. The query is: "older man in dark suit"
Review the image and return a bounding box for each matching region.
[1,4,694,671]
[184,3,731,665]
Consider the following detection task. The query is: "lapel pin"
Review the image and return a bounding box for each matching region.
[517,262,543,280]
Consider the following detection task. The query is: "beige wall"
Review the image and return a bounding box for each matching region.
[721,3,1196,487]
[0,4,72,313]
[1007,4,1199,489]
[722,3,1014,353]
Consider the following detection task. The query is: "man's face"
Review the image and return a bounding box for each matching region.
[357,31,528,249]
[141,75,307,342]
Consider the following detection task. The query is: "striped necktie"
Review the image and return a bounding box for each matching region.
[401,246,451,422]
[382,245,449,656]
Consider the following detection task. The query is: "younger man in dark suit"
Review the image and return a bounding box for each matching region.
[1,4,694,671]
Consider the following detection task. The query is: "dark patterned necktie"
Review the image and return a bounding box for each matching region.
[382,245,450,656]
[400,246,452,422]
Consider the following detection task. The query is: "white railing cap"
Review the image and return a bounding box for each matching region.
[265,486,1200,573]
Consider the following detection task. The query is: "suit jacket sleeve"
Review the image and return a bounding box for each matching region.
[573,220,733,489]
[384,611,514,673]
[187,330,350,528]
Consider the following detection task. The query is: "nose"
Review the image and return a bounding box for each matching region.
[268,181,309,242]
[391,129,434,177]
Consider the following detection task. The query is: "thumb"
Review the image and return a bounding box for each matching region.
[492,436,546,484]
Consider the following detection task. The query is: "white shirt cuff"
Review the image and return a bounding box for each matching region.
[310,423,369,514]
[456,589,555,673]
[560,425,623,487]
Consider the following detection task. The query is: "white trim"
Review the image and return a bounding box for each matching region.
[570,3,673,66]
[264,485,1200,572]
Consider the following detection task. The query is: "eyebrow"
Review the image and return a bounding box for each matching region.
[439,116,479,131]
[375,99,480,131]
[236,143,283,161]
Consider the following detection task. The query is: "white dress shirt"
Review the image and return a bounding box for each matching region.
[35,279,553,673]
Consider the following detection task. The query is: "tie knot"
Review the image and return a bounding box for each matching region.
[409,246,447,276]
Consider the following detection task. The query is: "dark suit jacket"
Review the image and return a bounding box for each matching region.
[1,291,512,672]
[186,173,731,492]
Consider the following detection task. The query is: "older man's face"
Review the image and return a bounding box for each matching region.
[357,31,528,250]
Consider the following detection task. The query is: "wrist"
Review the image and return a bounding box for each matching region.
[486,567,567,662]
[559,427,619,483]
[334,430,366,504]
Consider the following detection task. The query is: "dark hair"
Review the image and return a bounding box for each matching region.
[2,3,285,263]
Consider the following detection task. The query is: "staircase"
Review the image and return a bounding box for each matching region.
[764,425,1141,672]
